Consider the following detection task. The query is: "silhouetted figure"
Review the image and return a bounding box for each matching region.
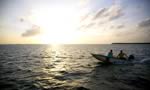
[117,50,128,60]
[106,49,113,61]
[107,50,113,57]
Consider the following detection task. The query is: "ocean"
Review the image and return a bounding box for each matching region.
[0,44,150,90]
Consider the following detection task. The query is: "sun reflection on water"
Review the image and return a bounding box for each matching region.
[29,44,95,89]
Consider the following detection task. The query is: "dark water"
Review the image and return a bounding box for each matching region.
[0,44,150,90]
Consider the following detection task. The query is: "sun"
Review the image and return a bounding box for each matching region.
[29,6,81,44]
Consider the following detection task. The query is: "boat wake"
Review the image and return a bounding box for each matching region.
[112,58,150,65]
[140,58,150,64]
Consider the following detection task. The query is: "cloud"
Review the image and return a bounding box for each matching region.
[22,25,41,37]
[117,25,124,29]
[136,18,150,39]
[138,18,150,28]
[93,8,107,20]
[113,23,150,43]
[20,18,24,22]
[86,23,95,28]
[79,5,124,30]
[111,24,125,29]
[108,5,123,20]
[80,13,90,22]
[93,5,123,21]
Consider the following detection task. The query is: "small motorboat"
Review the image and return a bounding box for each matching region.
[91,53,133,64]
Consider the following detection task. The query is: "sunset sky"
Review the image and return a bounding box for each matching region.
[0,0,150,44]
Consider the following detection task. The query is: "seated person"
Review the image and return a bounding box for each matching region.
[106,50,113,61]
[107,49,113,58]
[117,50,128,60]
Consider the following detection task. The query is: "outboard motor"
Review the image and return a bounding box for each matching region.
[128,54,135,60]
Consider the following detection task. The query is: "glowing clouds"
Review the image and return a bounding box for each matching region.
[22,25,41,37]
[20,5,84,44]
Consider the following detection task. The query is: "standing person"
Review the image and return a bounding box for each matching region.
[117,50,128,60]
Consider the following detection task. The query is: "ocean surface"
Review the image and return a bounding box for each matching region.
[0,44,150,90]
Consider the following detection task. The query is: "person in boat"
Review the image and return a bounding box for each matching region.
[106,49,113,61]
[117,50,128,60]
[107,50,113,58]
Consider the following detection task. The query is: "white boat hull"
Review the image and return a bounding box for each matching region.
[91,53,133,64]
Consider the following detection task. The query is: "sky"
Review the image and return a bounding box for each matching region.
[0,0,150,44]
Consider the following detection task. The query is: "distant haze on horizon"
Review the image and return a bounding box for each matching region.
[0,0,150,44]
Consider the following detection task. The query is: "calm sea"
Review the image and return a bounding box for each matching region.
[0,44,150,90]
